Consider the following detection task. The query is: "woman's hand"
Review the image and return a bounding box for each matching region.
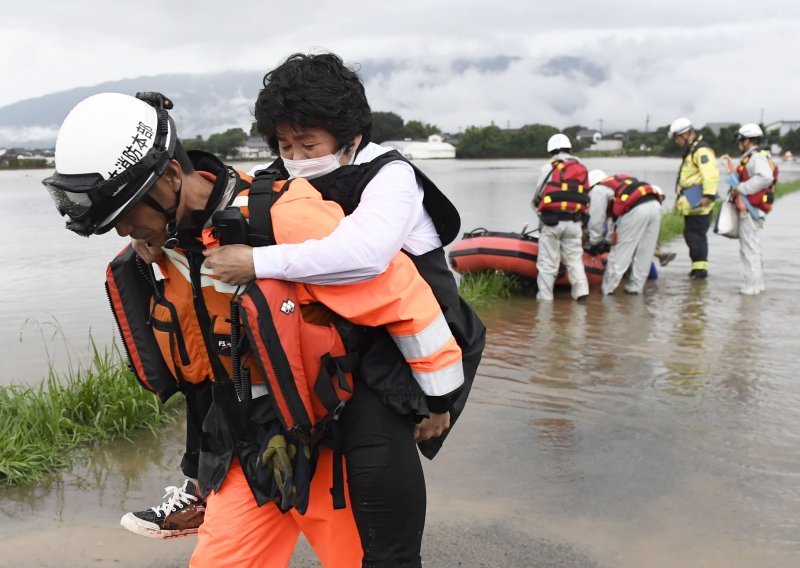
[414,412,451,442]
[202,244,256,284]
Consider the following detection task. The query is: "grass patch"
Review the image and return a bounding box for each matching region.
[460,178,800,304]
[458,271,526,306]
[0,341,182,486]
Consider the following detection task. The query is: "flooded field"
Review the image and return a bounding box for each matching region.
[1,158,799,567]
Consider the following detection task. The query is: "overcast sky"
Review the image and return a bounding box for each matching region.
[3,1,800,132]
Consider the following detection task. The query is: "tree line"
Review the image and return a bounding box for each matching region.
[180,112,795,160]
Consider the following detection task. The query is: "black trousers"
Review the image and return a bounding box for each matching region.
[181,382,213,479]
[339,363,426,568]
[683,213,712,267]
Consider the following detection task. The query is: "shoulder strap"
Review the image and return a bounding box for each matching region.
[247,169,292,247]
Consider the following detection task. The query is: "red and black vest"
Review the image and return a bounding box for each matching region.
[537,159,590,214]
[736,149,778,213]
[599,174,664,219]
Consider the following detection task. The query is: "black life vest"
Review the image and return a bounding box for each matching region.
[260,151,486,459]
[266,149,462,246]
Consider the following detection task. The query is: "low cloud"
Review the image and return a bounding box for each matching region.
[0,126,60,147]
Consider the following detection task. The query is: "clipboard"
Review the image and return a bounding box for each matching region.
[681,185,704,209]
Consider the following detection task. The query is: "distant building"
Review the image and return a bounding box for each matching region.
[589,138,623,152]
[235,136,273,160]
[576,129,602,144]
[765,120,800,137]
[381,134,455,159]
[12,151,54,166]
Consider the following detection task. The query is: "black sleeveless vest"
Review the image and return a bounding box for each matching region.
[263,150,485,459]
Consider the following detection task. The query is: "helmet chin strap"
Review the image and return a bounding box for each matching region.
[139,183,182,249]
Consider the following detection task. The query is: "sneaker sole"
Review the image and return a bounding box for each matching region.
[120,512,200,539]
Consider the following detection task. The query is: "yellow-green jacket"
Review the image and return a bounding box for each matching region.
[676,135,719,215]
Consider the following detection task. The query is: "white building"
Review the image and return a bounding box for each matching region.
[589,139,623,152]
[576,129,602,144]
[381,134,456,159]
[765,120,800,137]
[235,137,273,160]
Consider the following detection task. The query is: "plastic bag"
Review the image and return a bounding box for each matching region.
[714,199,739,239]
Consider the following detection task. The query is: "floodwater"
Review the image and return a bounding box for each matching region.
[1,158,800,567]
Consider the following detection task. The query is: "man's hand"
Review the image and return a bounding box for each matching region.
[414,412,451,442]
[202,244,256,284]
[699,196,714,208]
[131,239,163,264]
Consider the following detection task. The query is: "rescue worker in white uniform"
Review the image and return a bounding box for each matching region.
[728,123,777,295]
[532,134,590,301]
[586,170,664,295]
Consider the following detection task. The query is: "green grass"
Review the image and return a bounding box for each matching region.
[460,177,800,303]
[0,341,182,486]
[458,271,527,306]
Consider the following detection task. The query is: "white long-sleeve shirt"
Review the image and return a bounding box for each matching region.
[587,183,615,245]
[250,143,441,285]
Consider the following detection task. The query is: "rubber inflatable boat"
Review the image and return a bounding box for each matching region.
[447,227,607,287]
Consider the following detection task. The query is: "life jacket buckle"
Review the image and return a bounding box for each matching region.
[331,400,346,421]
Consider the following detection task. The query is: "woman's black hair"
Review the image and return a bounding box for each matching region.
[254,53,372,154]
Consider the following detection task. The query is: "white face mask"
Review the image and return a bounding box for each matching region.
[283,145,349,180]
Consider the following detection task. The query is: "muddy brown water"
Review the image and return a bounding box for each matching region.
[1,159,799,567]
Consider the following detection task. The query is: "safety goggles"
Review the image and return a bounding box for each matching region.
[43,107,175,235]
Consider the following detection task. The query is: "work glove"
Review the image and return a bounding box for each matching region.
[259,434,297,510]
[726,173,740,188]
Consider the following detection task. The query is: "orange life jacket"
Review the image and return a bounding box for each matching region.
[599,174,664,219]
[108,169,463,428]
[210,173,465,401]
[537,159,590,214]
[736,149,778,213]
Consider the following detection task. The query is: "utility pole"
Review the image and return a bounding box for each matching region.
[644,114,650,135]
[598,119,603,136]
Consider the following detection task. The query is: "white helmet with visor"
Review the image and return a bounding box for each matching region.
[43,92,177,236]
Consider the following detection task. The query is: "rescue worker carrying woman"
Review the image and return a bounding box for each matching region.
[726,123,778,295]
[196,52,486,568]
[586,170,665,295]
[531,133,590,301]
[668,116,720,280]
[43,91,465,567]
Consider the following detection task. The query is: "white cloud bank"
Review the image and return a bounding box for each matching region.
[3,1,800,134]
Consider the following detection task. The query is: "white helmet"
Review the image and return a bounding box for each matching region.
[737,123,763,140]
[547,133,572,153]
[668,117,693,138]
[43,92,177,236]
[588,169,608,188]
